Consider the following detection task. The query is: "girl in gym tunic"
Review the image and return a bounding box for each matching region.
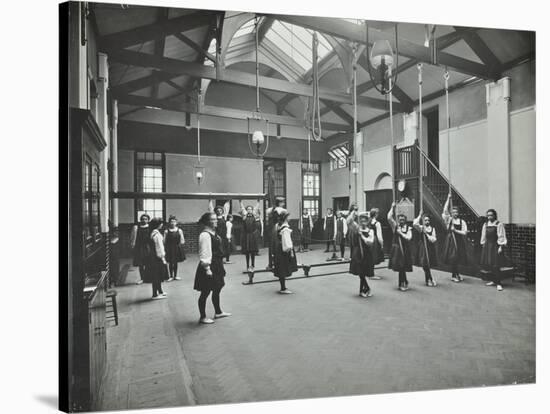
[442,193,468,282]
[273,208,297,294]
[164,215,186,281]
[130,213,151,285]
[335,211,348,260]
[387,203,413,291]
[413,212,438,287]
[194,212,231,324]
[240,201,260,272]
[298,208,313,251]
[480,209,508,291]
[347,208,375,298]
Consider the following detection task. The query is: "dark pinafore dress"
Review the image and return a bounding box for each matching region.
[368,220,385,265]
[417,227,438,267]
[194,232,226,292]
[241,214,259,254]
[215,216,228,255]
[165,228,186,264]
[480,223,502,268]
[300,215,312,245]
[442,219,468,265]
[133,225,151,266]
[335,218,346,245]
[388,224,413,272]
[273,224,297,279]
[349,227,374,277]
[325,215,335,240]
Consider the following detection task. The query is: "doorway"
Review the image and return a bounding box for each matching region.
[424,107,439,167]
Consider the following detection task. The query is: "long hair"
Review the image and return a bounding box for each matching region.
[369,208,379,218]
[149,217,164,233]
[198,212,215,227]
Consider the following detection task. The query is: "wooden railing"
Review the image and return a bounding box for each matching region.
[394,142,481,242]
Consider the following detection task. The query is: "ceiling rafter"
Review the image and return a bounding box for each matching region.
[174,32,216,62]
[108,48,403,111]
[151,8,170,99]
[99,11,216,51]
[117,94,351,132]
[453,26,501,72]
[268,14,500,80]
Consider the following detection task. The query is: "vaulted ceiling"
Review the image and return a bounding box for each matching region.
[91,3,535,139]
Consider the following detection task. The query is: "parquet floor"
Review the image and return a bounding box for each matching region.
[99,246,535,410]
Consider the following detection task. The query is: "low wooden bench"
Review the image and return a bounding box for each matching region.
[241,259,387,284]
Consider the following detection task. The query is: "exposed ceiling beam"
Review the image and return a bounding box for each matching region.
[111,71,179,96]
[117,94,351,132]
[108,49,403,111]
[152,8,170,99]
[321,99,357,128]
[174,32,216,62]
[269,15,499,79]
[99,11,216,51]
[453,26,501,73]
[257,17,275,43]
[357,75,483,129]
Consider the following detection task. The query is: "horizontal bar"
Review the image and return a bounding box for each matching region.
[113,192,267,200]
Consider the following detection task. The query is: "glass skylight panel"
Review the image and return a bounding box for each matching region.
[234,18,258,38]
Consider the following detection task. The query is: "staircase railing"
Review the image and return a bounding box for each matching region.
[417,144,481,241]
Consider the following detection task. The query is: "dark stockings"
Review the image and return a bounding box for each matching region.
[198,288,223,318]
[340,242,346,258]
[138,265,146,281]
[326,241,336,252]
[423,265,433,284]
[245,253,256,268]
[359,275,370,293]
[398,271,408,287]
[279,277,287,291]
[169,262,178,278]
[152,277,163,297]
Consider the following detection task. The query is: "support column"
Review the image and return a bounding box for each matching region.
[111,99,119,228]
[97,53,110,233]
[354,131,365,211]
[486,77,511,222]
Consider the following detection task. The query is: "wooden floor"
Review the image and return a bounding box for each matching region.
[99,246,535,410]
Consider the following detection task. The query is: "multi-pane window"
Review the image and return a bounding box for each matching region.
[83,156,101,250]
[302,162,321,219]
[328,142,350,171]
[135,151,165,220]
[263,159,286,209]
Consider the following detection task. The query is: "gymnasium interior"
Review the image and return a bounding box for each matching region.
[63,2,536,411]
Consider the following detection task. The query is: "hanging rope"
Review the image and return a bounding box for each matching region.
[255,16,260,113]
[388,67,396,203]
[417,63,424,214]
[444,69,452,208]
[197,91,202,164]
[311,32,322,140]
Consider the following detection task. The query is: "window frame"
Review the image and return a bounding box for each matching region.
[134,151,166,221]
[301,161,322,221]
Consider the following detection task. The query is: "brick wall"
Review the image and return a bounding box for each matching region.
[505,223,536,280]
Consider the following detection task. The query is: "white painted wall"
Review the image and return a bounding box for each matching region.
[165,153,264,223]
[438,120,489,215]
[321,161,349,212]
[510,106,536,223]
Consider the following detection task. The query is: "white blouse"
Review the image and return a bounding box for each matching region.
[150,230,165,259]
[413,216,437,243]
[279,224,293,252]
[480,221,507,246]
[198,229,215,267]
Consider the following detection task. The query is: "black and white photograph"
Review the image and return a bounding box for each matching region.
[7,0,544,412]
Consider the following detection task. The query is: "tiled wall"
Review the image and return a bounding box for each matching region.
[505,223,536,280]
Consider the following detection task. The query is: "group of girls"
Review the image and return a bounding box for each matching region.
[384,191,508,293]
[130,214,187,299]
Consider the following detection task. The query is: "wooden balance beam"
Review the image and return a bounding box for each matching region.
[241,260,388,285]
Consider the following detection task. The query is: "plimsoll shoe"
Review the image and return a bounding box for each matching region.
[174,276,182,280]
[214,312,232,319]
[366,290,373,297]
[486,281,495,286]
[496,285,504,291]
[152,295,166,300]
[199,317,214,324]
[279,289,293,294]
[359,292,367,298]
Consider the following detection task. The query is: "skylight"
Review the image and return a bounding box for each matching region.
[234,17,262,39]
[264,20,333,72]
